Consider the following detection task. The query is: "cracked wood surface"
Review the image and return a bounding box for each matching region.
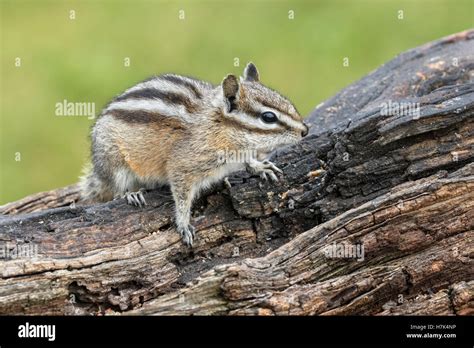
[130,165,474,315]
[0,30,473,315]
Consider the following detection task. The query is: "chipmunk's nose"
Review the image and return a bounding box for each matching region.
[301,123,309,137]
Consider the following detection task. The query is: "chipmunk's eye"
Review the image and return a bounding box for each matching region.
[260,111,277,123]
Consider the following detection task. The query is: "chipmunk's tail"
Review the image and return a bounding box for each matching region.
[78,163,113,203]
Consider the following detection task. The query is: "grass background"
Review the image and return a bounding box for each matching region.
[1,0,472,204]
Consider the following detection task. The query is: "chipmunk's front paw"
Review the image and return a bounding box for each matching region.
[177,224,195,247]
[124,189,147,207]
[247,159,283,182]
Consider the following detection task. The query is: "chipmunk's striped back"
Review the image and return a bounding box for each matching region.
[103,74,214,124]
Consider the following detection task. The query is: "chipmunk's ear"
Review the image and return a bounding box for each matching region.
[222,74,239,112]
[243,62,259,82]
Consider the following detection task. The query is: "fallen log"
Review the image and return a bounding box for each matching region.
[0,30,473,315]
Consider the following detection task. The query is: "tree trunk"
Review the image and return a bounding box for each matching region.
[0,30,473,316]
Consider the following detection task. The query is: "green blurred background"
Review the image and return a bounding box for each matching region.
[0,0,472,204]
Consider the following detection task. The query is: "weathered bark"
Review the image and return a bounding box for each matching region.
[377,280,474,316]
[0,30,473,316]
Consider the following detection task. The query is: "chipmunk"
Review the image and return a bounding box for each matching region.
[80,63,308,246]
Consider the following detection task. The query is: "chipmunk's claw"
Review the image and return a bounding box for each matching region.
[178,224,195,247]
[125,189,147,207]
[248,159,282,183]
[262,160,283,174]
[224,177,232,189]
[260,170,279,182]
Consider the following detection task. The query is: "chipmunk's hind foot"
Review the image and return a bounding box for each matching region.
[124,189,147,207]
[177,224,195,247]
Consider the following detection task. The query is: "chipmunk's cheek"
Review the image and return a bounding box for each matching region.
[290,132,301,141]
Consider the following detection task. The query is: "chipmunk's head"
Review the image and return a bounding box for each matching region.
[218,62,308,155]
